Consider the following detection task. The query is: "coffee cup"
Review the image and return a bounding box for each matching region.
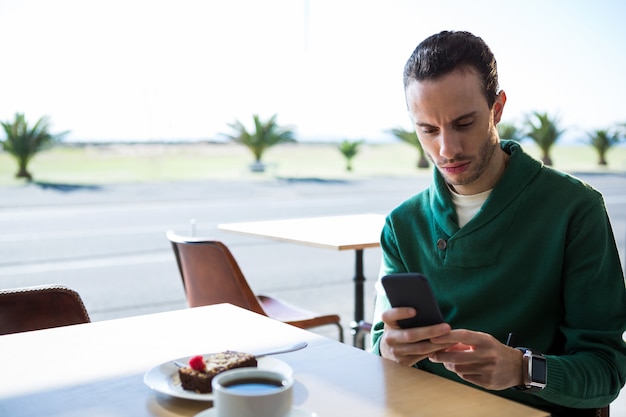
[211,368,293,417]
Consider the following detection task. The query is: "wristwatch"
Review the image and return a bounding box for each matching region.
[514,348,547,392]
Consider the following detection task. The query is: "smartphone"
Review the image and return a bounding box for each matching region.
[381,273,444,328]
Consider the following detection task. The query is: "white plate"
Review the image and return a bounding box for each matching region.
[194,406,317,417]
[144,356,293,401]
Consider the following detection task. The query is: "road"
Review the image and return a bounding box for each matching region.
[0,176,431,330]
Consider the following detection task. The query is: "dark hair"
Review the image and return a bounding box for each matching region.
[403,31,499,108]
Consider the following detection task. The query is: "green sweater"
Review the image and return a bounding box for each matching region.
[371,140,626,413]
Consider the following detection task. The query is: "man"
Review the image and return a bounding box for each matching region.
[371,31,625,416]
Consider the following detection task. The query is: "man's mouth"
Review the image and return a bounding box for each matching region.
[440,161,470,175]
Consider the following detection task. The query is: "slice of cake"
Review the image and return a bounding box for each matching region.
[178,351,257,393]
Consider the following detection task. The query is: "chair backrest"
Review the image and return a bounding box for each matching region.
[0,284,91,335]
[167,231,267,316]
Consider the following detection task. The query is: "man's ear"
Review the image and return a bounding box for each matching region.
[493,90,507,124]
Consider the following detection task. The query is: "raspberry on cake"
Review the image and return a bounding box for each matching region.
[178,351,257,393]
[188,355,206,372]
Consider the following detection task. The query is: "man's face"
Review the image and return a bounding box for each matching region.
[405,68,506,195]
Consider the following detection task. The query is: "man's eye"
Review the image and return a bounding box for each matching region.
[422,128,437,135]
[456,121,473,129]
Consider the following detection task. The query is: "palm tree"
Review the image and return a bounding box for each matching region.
[337,140,363,171]
[586,128,622,166]
[387,127,429,168]
[497,122,521,141]
[1,113,68,181]
[524,112,565,166]
[224,114,296,172]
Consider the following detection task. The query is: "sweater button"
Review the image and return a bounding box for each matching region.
[436,239,447,250]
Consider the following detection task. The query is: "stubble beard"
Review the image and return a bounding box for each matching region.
[433,134,499,189]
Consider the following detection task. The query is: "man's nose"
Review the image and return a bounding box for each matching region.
[439,130,463,160]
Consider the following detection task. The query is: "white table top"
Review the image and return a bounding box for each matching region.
[218,213,386,250]
[0,304,548,417]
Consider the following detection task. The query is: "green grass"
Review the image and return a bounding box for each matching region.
[0,141,625,186]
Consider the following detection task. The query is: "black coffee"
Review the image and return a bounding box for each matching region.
[223,378,286,394]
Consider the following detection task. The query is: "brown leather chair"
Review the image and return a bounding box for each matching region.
[167,231,344,342]
[0,284,91,335]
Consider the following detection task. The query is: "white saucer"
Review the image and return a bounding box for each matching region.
[194,407,317,417]
[144,356,293,401]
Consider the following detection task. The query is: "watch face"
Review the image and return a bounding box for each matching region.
[531,355,547,383]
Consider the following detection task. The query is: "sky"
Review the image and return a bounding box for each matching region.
[1,0,625,143]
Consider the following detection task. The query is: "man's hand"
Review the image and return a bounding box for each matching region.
[428,329,524,390]
[379,307,453,366]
